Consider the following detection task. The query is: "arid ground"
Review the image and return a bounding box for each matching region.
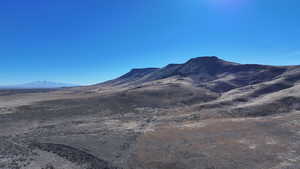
[1,57,300,169]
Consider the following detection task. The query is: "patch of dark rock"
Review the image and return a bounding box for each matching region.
[230,96,300,117]
[249,81,294,98]
[30,142,122,169]
[209,82,237,93]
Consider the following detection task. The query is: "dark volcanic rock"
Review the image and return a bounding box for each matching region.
[31,142,122,169]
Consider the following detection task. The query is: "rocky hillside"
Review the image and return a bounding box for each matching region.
[90,56,300,118]
[1,56,300,169]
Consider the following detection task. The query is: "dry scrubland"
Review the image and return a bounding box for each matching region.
[1,57,300,169]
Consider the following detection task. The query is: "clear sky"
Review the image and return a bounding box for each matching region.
[1,0,300,85]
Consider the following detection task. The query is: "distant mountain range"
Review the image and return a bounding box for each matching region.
[0,81,77,89]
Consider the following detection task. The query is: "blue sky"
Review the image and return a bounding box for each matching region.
[0,0,300,85]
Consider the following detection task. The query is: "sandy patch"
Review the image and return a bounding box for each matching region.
[179,122,207,129]
[104,120,141,131]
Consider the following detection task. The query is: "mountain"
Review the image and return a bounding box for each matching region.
[0,81,77,89]
[2,56,300,169]
[90,56,300,117]
[96,56,291,91]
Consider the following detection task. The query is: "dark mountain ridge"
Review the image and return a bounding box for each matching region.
[98,56,291,92]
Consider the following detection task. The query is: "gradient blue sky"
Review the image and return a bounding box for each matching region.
[1,0,300,85]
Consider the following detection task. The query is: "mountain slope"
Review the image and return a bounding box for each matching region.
[100,68,159,87]
[88,56,300,119]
